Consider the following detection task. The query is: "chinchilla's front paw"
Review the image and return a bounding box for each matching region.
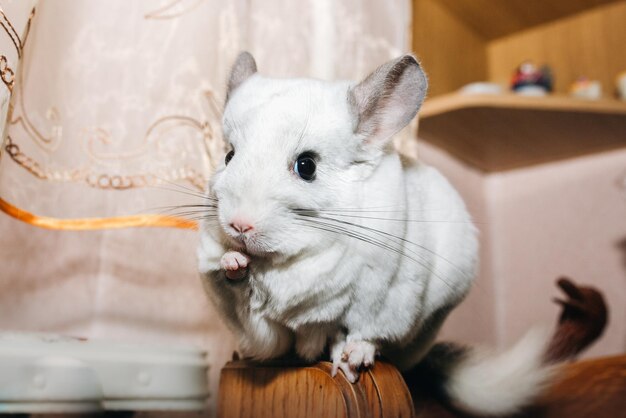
[220,251,250,280]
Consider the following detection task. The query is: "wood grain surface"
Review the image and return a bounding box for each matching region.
[217,360,414,418]
[488,2,626,95]
[432,0,622,40]
[418,94,626,172]
[411,1,626,97]
[412,0,487,97]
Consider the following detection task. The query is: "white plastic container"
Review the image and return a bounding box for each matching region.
[0,332,209,413]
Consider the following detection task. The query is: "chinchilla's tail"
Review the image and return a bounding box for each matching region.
[406,328,555,416]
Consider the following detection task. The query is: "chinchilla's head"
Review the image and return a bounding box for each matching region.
[208,52,427,258]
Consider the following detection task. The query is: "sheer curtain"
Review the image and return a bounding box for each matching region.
[0,0,411,414]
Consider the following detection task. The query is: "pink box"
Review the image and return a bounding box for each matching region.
[419,140,626,358]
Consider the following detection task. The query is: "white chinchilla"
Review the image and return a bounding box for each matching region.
[198,52,553,416]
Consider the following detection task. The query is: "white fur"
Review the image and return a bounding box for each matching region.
[197,54,550,414]
[445,328,555,416]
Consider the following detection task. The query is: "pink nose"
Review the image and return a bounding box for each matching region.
[230,220,254,234]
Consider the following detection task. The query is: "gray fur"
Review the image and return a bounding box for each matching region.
[226,51,258,101]
[348,55,428,143]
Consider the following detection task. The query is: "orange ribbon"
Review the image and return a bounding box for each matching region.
[0,196,198,231]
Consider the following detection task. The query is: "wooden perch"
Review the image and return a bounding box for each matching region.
[217,356,626,418]
[218,360,414,418]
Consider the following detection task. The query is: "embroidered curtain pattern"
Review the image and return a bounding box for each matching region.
[0,0,413,228]
[0,1,411,415]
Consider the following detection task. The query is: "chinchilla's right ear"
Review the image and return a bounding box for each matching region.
[226,51,257,102]
[348,55,428,147]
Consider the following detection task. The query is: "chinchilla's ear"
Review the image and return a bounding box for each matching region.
[348,55,427,145]
[226,51,257,102]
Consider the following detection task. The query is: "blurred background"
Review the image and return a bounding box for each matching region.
[411,0,626,358]
[0,0,624,415]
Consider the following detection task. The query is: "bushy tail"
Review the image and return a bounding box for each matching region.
[404,278,608,416]
[409,328,555,416]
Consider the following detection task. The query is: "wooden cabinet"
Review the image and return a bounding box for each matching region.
[412,0,626,98]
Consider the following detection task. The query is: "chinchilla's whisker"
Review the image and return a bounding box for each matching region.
[152,175,206,194]
[228,118,242,138]
[192,214,219,219]
[295,205,406,212]
[137,202,215,216]
[294,219,405,258]
[224,118,236,137]
[296,85,313,147]
[180,214,219,222]
[294,218,453,290]
[296,212,467,280]
[143,204,217,218]
[150,176,220,206]
[294,207,467,214]
[228,117,247,143]
[296,208,486,226]
[296,216,433,269]
[148,176,214,200]
[164,210,218,219]
[305,207,485,223]
[152,185,216,202]
[302,220,454,290]
[295,216,444,274]
[297,211,473,224]
[157,203,217,209]
[152,204,218,213]
[318,214,466,278]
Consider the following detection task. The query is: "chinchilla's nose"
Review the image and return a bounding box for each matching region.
[229,218,254,234]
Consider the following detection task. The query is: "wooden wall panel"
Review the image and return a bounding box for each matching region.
[488,2,626,95]
[412,0,487,97]
[434,0,622,40]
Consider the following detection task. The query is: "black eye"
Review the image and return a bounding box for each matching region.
[225,150,235,165]
[294,152,316,181]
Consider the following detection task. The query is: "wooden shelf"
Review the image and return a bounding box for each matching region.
[421,93,626,119]
[418,93,626,172]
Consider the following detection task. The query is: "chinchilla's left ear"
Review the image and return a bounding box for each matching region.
[226,51,257,102]
[348,55,427,145]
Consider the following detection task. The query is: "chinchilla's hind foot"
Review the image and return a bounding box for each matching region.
[330,334,377,383]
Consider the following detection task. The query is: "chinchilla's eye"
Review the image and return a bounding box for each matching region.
[294,152,316,181]
[225,150,235,165]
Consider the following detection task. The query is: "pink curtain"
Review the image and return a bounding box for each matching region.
[0,1,412,414]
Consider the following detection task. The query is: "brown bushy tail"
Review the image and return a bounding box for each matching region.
[404,277,608,417]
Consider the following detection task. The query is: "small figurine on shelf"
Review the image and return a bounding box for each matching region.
[510,61,553,96]
[616,71,626,101]
[569,76,602,100]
